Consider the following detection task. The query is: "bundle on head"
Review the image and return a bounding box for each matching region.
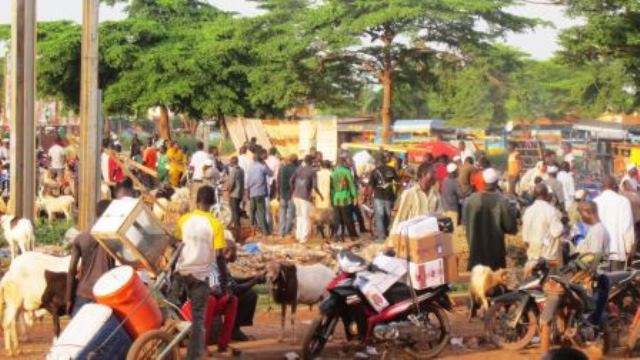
[264,261,334,341]
[468,265,515,320]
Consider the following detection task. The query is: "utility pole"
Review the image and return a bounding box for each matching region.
[9,0,36,220]
[78,0,100,231]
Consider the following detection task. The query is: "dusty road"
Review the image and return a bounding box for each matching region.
[4,305,548,360]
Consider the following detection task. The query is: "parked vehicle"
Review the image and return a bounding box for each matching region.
[485,254,612,353]
[605,269,640,355]
[301,250,453,360]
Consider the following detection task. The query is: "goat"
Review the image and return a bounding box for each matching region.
[0,252,71,356]
[468,265,515,320]
[0,216,35,261]
[311,207,335,239]
[264,262,334,342]
[36,195,75,223]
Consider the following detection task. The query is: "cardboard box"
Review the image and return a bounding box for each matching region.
[397,232,454,263]
[354,271,397,312]
[409,256,458,290]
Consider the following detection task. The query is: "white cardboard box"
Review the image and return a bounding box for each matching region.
[409,258,446,290]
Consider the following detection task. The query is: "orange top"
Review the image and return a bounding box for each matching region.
[471,171,486,192]
[508,151,521,177]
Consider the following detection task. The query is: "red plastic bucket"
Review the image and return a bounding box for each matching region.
[93,266,163,339]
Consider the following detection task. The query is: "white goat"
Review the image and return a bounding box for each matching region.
[468,265,514,320]
[0,252,71,356]
[37,195,75,223]
[265,262,334,341]
[0,216,35,261]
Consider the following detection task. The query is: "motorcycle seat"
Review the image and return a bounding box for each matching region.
[605,271,633,284]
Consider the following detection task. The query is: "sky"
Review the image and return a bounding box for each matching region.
[0,0,577,60]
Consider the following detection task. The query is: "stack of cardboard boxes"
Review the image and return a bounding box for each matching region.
[386,216,458,290]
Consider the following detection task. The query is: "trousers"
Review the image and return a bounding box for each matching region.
[294,198,313,242]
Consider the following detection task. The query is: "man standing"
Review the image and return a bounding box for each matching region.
[265,147,280,197]
[142,138,157,188]
[560,142,576,169]
[457,157,475,197]
[557,162,576,211]
[66,200,114,315]
[246,149,273,236]
[227,157,244,237]
[522,183,565,271]
[622,164,638,192]
[331,157,359,241]
[172,186,226,358]
[595,176,635,270]
[49,136,67,179]
[463,168,517,270]
[369,154,398,242]
[100,139,112,185]
[390,163,442,234]
[545,166,565,209]
[290,155,323,243]
[577,201,610,256]
[441,163,463,228]
[458,141,475,163]
[277,154,298,237]
[315,160,333,237]
[189,142,210,183]
[507,142,521,195]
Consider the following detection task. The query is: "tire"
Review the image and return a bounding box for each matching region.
[403,304,451,359]
[485,301,538,350]
[301,315,338,360]
[126,329,180,360]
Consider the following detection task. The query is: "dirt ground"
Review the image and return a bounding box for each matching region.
[2,305,547,360]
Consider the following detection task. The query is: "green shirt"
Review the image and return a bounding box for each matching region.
[157,154,169,181]
[331,165,357,207]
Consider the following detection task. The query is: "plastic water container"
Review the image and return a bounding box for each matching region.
[93,266,163,339]
[47,303,131,360]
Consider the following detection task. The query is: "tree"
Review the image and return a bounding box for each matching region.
[559,0,640,113]
[310,0,537,143]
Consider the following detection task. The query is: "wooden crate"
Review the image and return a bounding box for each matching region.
[91,198,173,277]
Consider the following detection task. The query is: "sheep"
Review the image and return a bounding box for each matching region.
[0,216,35,261]
[468,265,515,320]
[36,195,75,223]
[0,252,71,356]
[264,262,334,342]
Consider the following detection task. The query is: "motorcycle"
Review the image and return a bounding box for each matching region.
[301,250,453,360]
[486,253,610,352]
[605,269,640,355]
[484,259,550,350]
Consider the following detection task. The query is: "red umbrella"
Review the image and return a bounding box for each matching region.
[407,141,460,163]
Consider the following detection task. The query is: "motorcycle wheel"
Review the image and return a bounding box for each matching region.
[485,301,538,350]
[301,315,338,360]
[402,305,451,359]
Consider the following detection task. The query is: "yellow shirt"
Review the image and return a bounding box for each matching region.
[508,151,521,177]
[175,209,226,250]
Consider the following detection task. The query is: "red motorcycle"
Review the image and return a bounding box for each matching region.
[301,251,453,360]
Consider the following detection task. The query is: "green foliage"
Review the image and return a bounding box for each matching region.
[559,0,640,114]
[35,220,73,246]
[37,21,82,111]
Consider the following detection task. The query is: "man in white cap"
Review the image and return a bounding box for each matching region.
[441,163,463,229]
[522,183,565,272]
[568,189,587,226]
[545,165,565,208]
[463,168,518,270]
[622,163,638,192]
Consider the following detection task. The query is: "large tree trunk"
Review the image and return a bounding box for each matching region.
[380,69,393,145]
[157,105,171,140]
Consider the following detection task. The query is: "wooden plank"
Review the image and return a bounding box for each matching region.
[78,0,100,231]
[9,0,37,220]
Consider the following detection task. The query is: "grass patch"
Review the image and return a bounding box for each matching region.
[35,220,73,246]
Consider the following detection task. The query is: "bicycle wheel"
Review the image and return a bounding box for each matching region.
[126,329,180,360]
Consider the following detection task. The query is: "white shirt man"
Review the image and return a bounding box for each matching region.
[189,149,210,181]
[594,185,635,269]
[48,143,66,172]
[101,150,111,183]
[557,168,576,210]
[522,197,565,265]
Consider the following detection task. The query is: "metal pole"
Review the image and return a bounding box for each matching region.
[78,0,100,231]
[9,0,36,220]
